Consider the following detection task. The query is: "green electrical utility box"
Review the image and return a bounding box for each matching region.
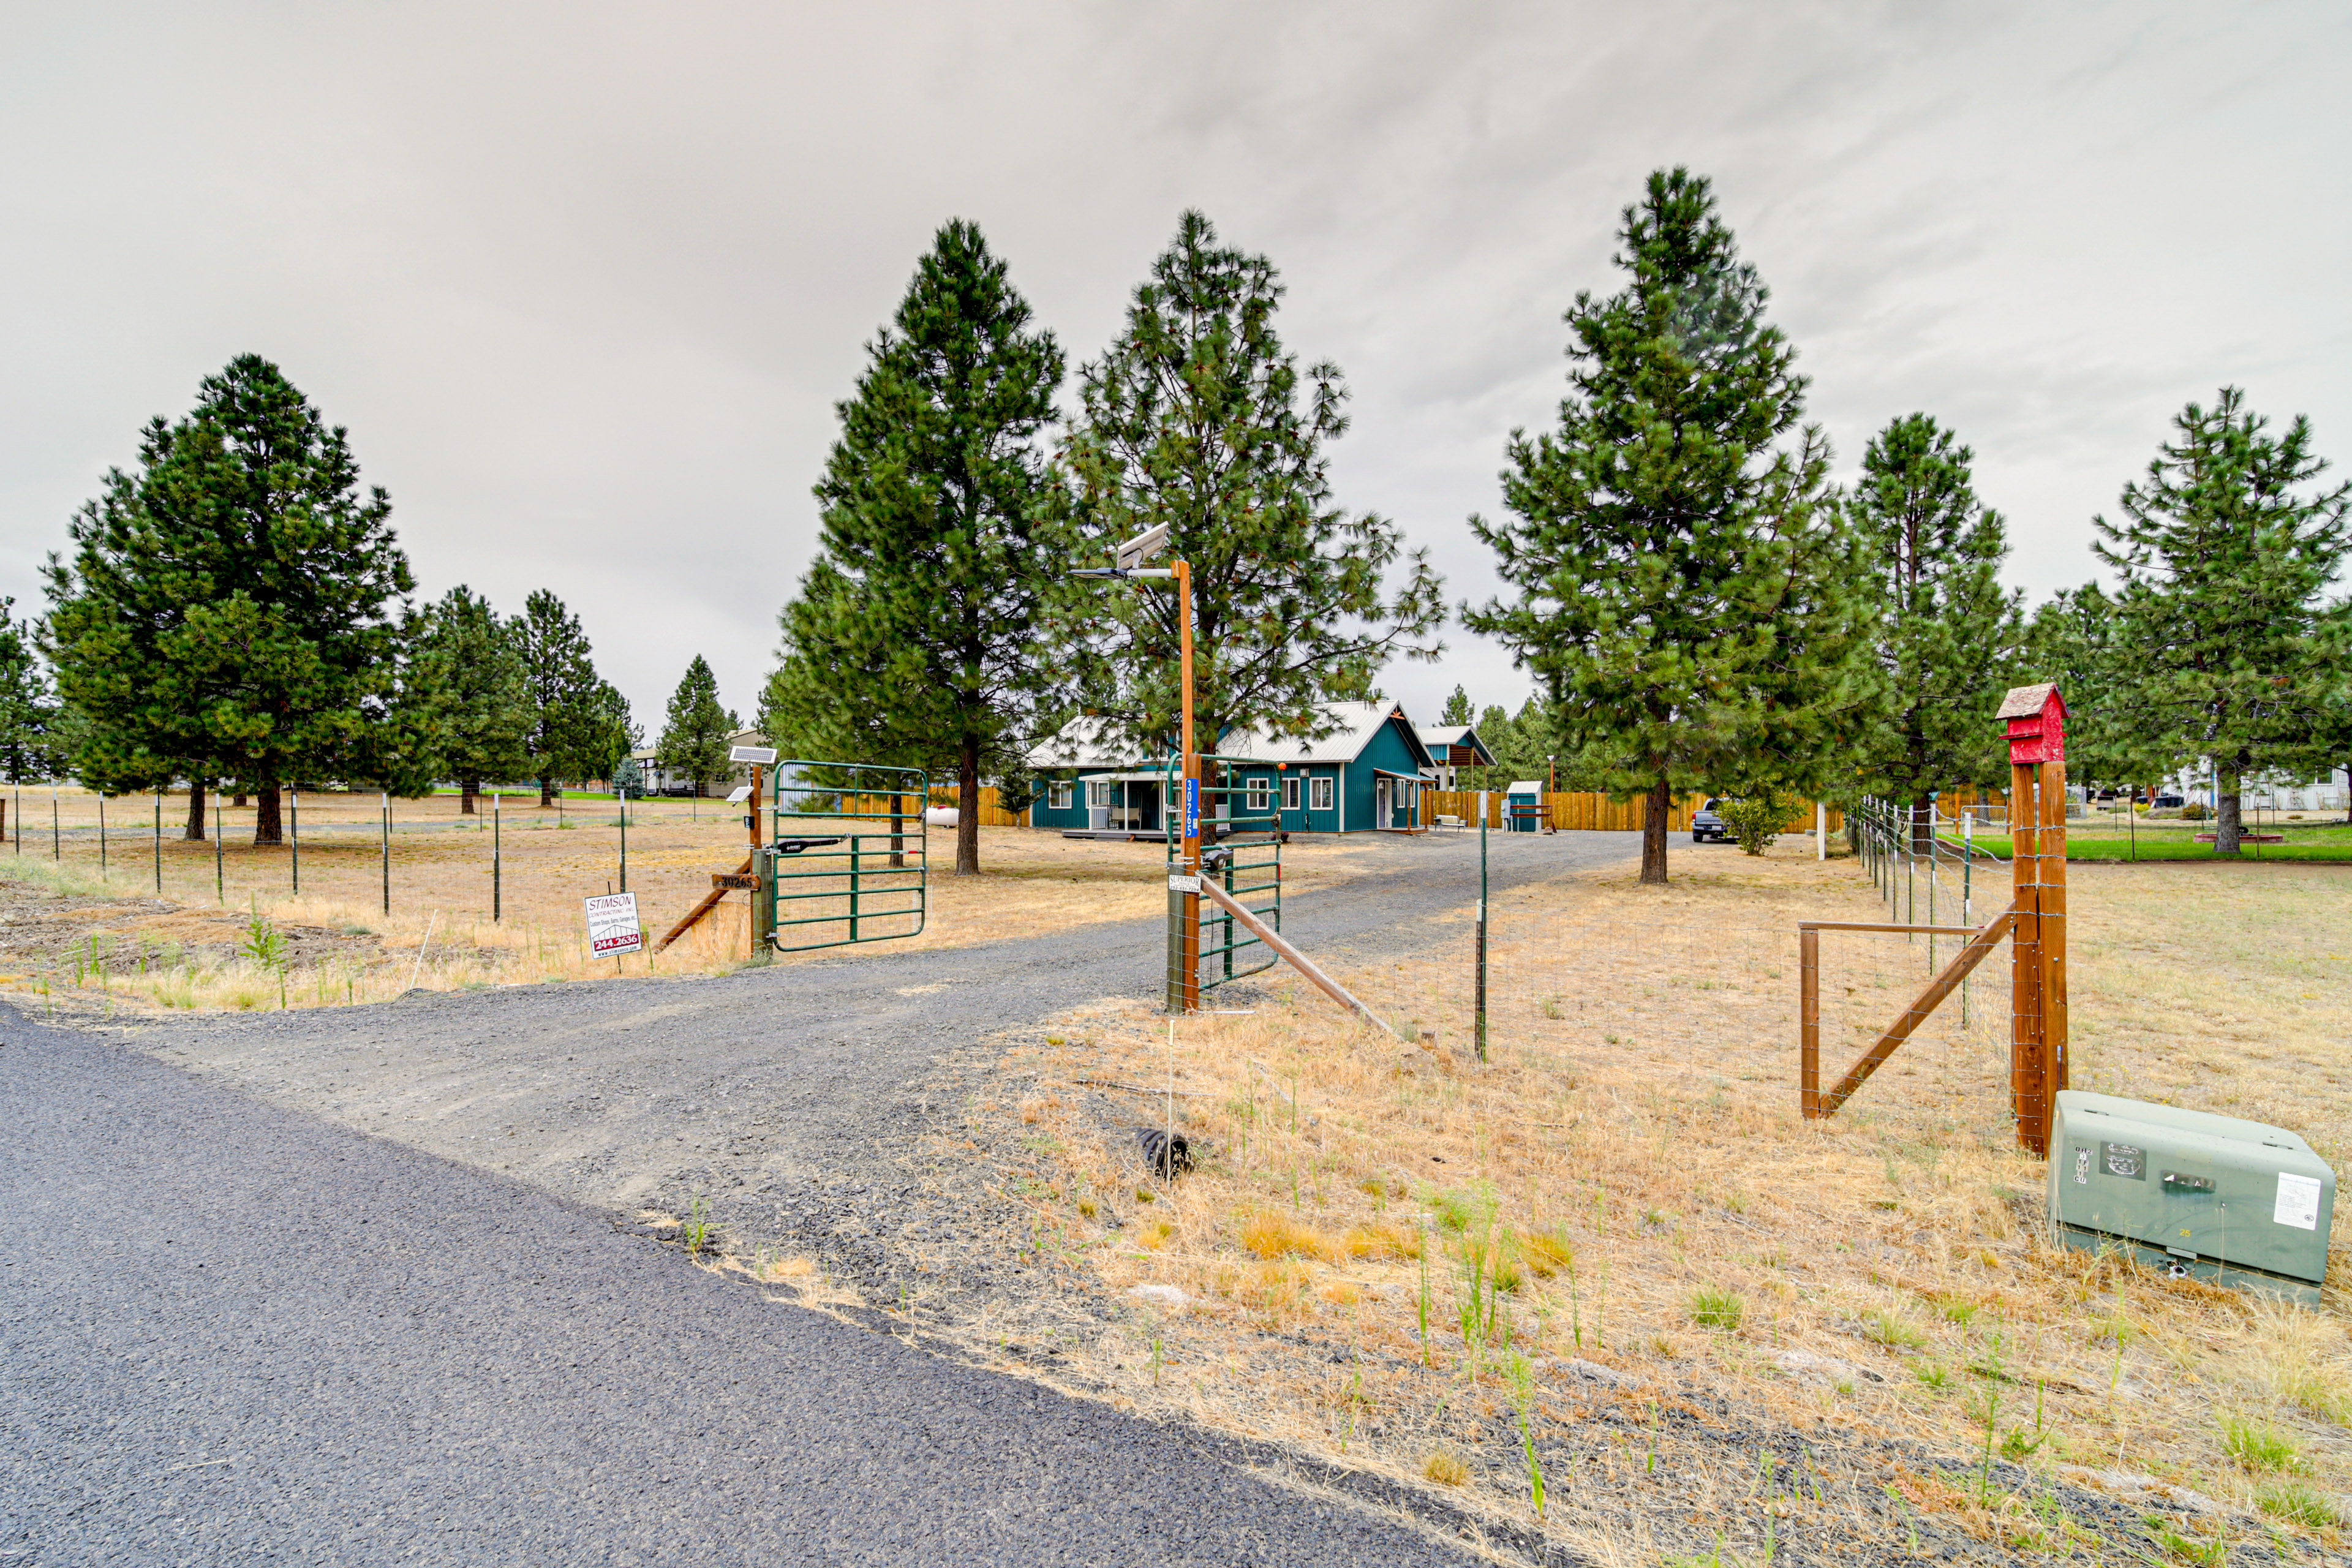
[2047,1090,2335,1303]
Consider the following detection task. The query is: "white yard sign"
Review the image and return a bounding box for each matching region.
[585,892,644,959]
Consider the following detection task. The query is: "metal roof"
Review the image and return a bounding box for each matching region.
[1219,702,1435,769]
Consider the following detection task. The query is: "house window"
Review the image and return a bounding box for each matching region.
[1310,775,1333,812]
[1283,776,1301,812]
[1086,779,1110,809]
[1047,780,1072,811]
[1245,778,1270,812]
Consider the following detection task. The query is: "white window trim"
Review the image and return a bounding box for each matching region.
[1282,776,1300,812]
[1048,780,1072,811]
[1310,775,1334,813]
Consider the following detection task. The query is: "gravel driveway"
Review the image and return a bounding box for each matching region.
[113,831,1638,1312]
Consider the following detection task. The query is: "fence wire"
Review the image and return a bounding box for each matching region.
[1335,815,2026,1144]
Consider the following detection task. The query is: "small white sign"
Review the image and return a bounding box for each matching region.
[729,745,778,764]
[585,892,643,959]
[1167,873,1200,894]
[2275,1171,2322,1231]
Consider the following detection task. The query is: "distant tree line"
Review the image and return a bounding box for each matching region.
[25,355,652,842]
[763,183,2351,883]
[28,180,2346,880]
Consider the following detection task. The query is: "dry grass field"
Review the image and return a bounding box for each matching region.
[971,841,2352,1563]
[0,789,1396,1014]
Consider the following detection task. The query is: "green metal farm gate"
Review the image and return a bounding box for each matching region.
[1165,753,1283,992]
[761,761,929,954]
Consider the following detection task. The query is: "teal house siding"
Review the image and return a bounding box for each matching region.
[1221,703,1434,834]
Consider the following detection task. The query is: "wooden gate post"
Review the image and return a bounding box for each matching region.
[1997,684,2067,1154]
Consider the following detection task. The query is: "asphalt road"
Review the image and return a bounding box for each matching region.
[4,830,1638,1565]
[1,1014,1500,1566]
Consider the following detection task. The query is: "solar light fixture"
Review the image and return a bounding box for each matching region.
[1072,522,1175,580]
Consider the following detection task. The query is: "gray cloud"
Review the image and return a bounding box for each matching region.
[4,1,2345,736]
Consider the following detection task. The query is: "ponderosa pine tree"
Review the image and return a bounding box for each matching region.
[43,355,417,844]
[761,220,1065,875]
[1439,685,1472,726]
[0,598,61,786]
[660,655,737,796]
[515,590,605,806]
[1467,169,1880,884]
[1850,414,2022,848]
[576,679,639,790]
[2311,603,2352,824]
[2095,388,2350,853]
[1058,211,1446,755]
[417,586,532,815]
[2020,583,2152,795]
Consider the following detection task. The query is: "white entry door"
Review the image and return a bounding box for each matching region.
[1376,777,1392,829]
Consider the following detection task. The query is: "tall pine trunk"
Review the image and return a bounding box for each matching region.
[233,793,247,808]
[1640,775,1671,884]
[184,778,206,842]
[2214,769,2242,854]
[956,734,981,876]
[539,775,556,808]
[461,780,478,816]
[254,784,284,846]
[1908,796,1933,855]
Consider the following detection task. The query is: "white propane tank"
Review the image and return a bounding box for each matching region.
[924,806,959,827]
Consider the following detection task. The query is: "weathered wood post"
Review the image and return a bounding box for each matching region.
[1997,684,2068,1154]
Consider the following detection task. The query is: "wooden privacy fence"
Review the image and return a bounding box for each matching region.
[1421,791,1841,835]
[850,786,1848,835]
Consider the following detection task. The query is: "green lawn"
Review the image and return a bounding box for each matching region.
[1948,823,2352,862]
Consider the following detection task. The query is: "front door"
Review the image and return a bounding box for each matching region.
[1376,777,1392,829]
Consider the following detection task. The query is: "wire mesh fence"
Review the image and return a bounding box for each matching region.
[1320,818,2026,1145]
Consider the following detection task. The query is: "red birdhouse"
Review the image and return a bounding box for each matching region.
[1996,684,2067,765]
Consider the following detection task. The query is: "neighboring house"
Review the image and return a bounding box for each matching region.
[1025,702,1437,834]
[636,729,771,797]
[1416,724,1498,791]
[2157,764,2350,815]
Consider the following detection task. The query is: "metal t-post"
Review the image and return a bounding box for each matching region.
[52,784,59,861]
[214,793,223,903]
[290,787,299,894]
[380,793,390,916]
[153,793,161,895]
[1476,791,1489,1063]
[98,793,106,876]
[617,787,628,893]
[492,793,502,922]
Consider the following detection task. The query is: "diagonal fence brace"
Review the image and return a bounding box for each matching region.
[1803,903,2018,1119]
[1196,878,1398,1037]
[655,854,753,954]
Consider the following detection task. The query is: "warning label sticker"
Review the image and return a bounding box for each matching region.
[2275,1171,2322,1231]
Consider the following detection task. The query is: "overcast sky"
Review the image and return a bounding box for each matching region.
[5,2,2346,739]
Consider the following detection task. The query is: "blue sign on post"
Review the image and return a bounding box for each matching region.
[1183,777,1199,840]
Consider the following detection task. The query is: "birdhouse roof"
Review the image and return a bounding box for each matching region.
[1996,684,2065,721]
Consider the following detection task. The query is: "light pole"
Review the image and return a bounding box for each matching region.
[1072,523,1200,1014]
